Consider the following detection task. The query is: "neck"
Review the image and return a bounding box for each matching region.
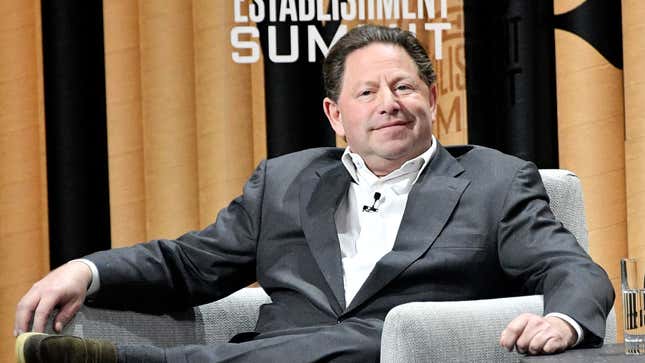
[365,144,433,177]
[366,159,405,177]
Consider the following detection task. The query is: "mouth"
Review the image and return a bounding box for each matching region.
[372,120,411,130]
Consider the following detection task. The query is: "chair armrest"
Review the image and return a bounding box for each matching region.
[48,287,270,348]
[605,306,617,344]
[381,295,544,363]
[199,287,271,345]
[381,295,617,362]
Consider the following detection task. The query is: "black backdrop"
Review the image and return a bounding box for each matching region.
[464,0,560,169]
[41,0,111,267]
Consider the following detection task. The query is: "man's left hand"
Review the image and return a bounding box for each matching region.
[499,313,577,355]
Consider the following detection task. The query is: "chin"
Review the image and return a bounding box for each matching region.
[376,142,415,156]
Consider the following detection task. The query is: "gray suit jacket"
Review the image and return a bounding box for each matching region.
[87,143,614,349]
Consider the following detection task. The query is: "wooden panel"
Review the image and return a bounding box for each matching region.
[623,0,645,335]
[554,28,626,340]
[433,0,467,145]
[252,55,267,167]
[622,0,645,261]
[139,0,199,239]
[193,0,256,226]
[0,0,48,359]
[103,0,146,247]
[626,141,645,258]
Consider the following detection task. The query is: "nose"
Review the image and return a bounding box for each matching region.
[377,88,400,115]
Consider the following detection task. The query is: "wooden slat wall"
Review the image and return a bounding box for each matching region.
[103,1,266,245]
[554,0,627,342]
[432,0,468,145]
[0,0,49,360]
[193,1,256,227]
[103,0,146,247]
[622,0,645,262]
[139,0,200,239]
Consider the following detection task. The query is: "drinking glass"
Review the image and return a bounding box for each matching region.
[621,257,645,355]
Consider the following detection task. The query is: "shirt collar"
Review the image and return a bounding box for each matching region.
[341,135,437,188]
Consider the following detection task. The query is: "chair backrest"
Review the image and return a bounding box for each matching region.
[539,169,589,252]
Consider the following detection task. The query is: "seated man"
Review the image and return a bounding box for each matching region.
[14,25,614,363]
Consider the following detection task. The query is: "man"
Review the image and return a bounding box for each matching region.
[15,25,614,362]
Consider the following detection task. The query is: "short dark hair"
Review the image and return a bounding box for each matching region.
[323,25,436,101]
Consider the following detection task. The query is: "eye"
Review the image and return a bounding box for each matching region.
[358,89,373,97]
[395,83,413,93]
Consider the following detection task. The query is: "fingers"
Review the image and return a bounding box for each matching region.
[527,329,555,355]
[15,286,58,334]
[53,298,82,333]
[15,280,58,335]
[542,335,565,354]
[543,316,577,352]
[31,296,57,332]
[514,316,549,353]
[499,313,574,355]
[14,291,40,336]
[14,262,91,335]
[499,313,530,352]
[15,286,82,335]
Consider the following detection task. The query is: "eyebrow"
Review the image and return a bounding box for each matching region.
[351,74,417,89]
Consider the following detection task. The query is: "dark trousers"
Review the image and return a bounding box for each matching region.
[118,318,382,363]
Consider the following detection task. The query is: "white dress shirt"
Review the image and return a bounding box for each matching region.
[335,137,437,306]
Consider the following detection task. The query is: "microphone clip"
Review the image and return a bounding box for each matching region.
[362,192,381,213]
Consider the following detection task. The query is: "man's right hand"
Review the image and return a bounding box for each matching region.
[14,261,92,336]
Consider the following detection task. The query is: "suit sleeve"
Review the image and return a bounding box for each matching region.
[84,160,267,312]
[497,162,614,347]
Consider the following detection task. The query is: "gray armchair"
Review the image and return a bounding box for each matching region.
[50,169,616,362]
[380,169,617,362]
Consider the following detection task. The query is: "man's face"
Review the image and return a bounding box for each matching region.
[323,42,437,175]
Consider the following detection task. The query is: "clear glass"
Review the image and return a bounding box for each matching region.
[621,258,645,355]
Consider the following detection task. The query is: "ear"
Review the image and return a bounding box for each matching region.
[323,97,346,137]
[429,84,437,119]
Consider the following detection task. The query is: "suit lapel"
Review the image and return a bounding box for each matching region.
[300,163,350,313]
[345,145,470,313]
